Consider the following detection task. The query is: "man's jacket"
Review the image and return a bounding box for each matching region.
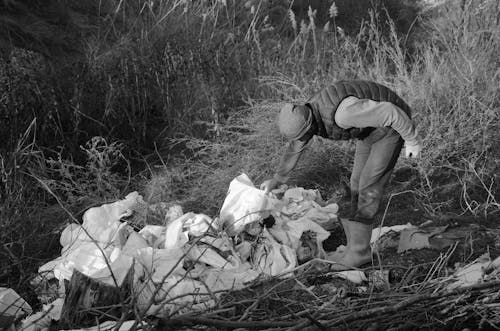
[307,80,412,140]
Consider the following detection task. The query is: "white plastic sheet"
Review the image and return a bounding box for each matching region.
[280,187,339,230]
[89,254,135,287]
[31,174,342,328]
[219,174,282,236]
[135,247,185,283]
[445,253,500,290]
[138,225,165,248]
[370,223,415,245]
[252,229,297,277]
[335,270,368,284]
[269,217,330,250]
[0,287,32,318]
[61,320,137,331]
[82,192,143,244]
[39,193,144,281]
[201,263,260,291]
[39,239,116,281]
[21,298,64,331]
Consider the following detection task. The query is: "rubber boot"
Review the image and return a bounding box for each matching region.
[327,220,372,270]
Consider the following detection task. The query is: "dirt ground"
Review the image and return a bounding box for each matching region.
[320,167,500,281]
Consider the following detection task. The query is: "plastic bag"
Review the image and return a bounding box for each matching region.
[164,213,191,249]
[219,174,282,236]
[252,229,297,277]
[200,263,259,291]
[0,287,32,318]
[135,247,186,283]
[139,225,165,247]
[82,192,143,244]
[186,244,240,270]
[280,187,338,230]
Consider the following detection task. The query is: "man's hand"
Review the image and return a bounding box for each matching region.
[260,178,280,193]
[405,143,422,158]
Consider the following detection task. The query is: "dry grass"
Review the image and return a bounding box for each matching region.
[146,0,500,219]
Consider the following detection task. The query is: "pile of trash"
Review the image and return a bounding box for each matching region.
[12,174,339,329]
[6,174,500,330]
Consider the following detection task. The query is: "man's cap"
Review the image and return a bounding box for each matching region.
[277,103,312,140]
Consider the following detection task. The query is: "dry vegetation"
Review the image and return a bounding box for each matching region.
[1,0,500,329]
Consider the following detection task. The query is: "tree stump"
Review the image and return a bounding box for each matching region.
[59,265,134,329]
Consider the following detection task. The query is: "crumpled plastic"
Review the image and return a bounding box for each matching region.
[138,225,165,247]
[0,287,32,318]
[252,229,297,277]
[61,320,137,331]
[38,193,144,281]
[397,225,448,253]
[219,174,282,236]
[186,244,240,270]
[269,217,330,251]
[280,187,339,230]
[164,212,191,249]
[370,223,416,245]
[200,263,260,291]
[21,298,64,331]
[30,174,341,328]
[446,253,500,290]
[90,253,135,287]
[81,192,143,244]
[135,247,185,283]
[335,270,368,284]
[39,234,117,281]
[268,216,330,263]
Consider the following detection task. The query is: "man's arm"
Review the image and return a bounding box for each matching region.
[335,97,421,147]
[273,139,309,183]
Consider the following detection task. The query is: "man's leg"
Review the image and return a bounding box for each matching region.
[328,129,403,269]
[355,129,403,223]
[350,139,371,214]
[331,139,370,258]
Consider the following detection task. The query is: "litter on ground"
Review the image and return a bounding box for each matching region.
[27,174,340,327]
[10,173,500,330]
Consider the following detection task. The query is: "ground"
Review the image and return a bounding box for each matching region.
[322,165,500,274]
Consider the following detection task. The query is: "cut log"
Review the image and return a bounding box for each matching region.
[59,264,134,329]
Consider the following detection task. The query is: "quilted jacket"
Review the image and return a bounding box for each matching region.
[307,80,412,140]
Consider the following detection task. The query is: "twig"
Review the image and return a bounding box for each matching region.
[418,242,458,293]
[166,316,300,329]
[324,279,500,327]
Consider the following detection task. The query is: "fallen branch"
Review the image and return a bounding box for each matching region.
[166,316,300,329]
[288,280,500,331]
[301,279,500,330]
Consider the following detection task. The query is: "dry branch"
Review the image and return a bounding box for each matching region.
[167,316,298,329]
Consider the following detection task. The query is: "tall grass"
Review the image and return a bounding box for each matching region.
[248,0,500,217]
[157,0,500,219]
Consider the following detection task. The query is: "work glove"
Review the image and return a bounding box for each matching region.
[260,178,280,193]
[404,143,422,158]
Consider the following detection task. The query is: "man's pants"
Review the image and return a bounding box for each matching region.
[348,127,403,224]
